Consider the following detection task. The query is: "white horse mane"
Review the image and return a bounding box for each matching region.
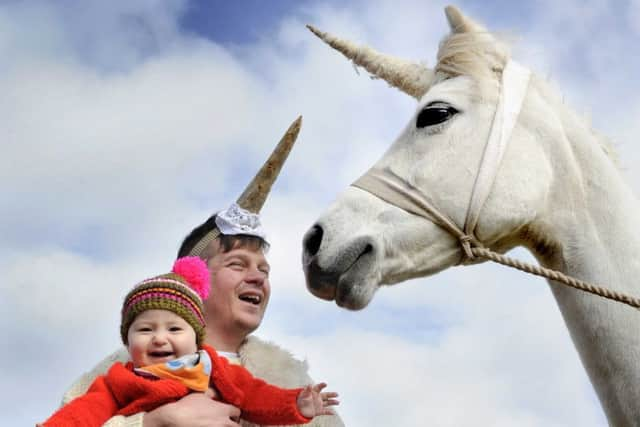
[539,77,619,164]
[435,31,508,89]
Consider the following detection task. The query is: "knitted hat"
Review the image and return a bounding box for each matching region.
[120,257,210,346]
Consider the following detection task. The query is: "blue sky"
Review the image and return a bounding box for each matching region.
[180,0,326,43]
[3,0,639,425]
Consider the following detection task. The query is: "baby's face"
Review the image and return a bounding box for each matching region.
[127,309,198,367]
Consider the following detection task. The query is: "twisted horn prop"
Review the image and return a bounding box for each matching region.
[307,24,433,99]
[236,115,302,212]
[187,116,302,257]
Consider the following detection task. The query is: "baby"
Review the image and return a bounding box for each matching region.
[40,257,338,426]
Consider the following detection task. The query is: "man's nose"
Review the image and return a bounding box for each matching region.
[245,267,267,285]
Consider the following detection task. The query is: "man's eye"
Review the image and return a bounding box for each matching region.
[416,105,459,128]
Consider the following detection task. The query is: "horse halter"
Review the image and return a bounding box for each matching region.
[353,60,531,264]
[350,61,640,309]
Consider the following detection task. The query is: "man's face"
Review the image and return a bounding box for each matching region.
[205,240,271,337]
[127,309,198,368]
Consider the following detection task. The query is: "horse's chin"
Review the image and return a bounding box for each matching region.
[305,260,379,310]
[334,266,379,310]
[305,275,376,310]
[336,296,370,310]
[334,284,375,310]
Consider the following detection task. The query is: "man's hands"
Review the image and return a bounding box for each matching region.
[297,383,339,419]
[143,393,241,427]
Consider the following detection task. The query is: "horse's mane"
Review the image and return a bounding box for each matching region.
[434,31,509,95]
[535,74,619,164]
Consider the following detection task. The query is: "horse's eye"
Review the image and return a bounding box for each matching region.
[416,106,458,129]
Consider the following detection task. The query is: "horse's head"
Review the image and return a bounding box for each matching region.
[303,6,555,309]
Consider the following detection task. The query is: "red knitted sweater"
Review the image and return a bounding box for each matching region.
[42,345,310,426]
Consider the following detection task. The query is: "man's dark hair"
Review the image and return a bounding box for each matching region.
[177,214,269,259]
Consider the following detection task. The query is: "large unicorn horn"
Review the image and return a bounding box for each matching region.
[236,115,302,212]
[307,25,433,99]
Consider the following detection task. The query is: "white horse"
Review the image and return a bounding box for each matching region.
[302,6,640,425]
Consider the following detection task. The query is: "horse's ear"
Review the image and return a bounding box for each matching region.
[445,5,486,34]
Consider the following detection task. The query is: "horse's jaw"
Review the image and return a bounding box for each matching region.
[303,187,462,310]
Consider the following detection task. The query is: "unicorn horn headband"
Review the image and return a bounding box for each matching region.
[188,116,302,256]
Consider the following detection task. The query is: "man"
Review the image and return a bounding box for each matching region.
[59,118,344,427]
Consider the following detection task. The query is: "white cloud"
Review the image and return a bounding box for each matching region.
[1,0,636,425]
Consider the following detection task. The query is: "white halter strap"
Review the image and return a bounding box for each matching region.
[464,61,531,236]
[352,60,531,262]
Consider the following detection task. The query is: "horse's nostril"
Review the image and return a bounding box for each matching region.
[363,243,373,255]
[304,225,324,256]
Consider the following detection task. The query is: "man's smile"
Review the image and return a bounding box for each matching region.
[238,290,263,305]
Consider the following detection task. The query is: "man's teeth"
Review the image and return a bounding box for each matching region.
[240,294,261,304]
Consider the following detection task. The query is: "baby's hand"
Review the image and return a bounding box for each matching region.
[297,382,339,418]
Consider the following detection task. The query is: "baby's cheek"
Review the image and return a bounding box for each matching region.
[128,346,146,367]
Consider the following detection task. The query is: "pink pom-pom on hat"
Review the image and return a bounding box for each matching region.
[172,256,210,300]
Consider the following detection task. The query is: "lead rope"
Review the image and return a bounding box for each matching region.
[471,247,640,309]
